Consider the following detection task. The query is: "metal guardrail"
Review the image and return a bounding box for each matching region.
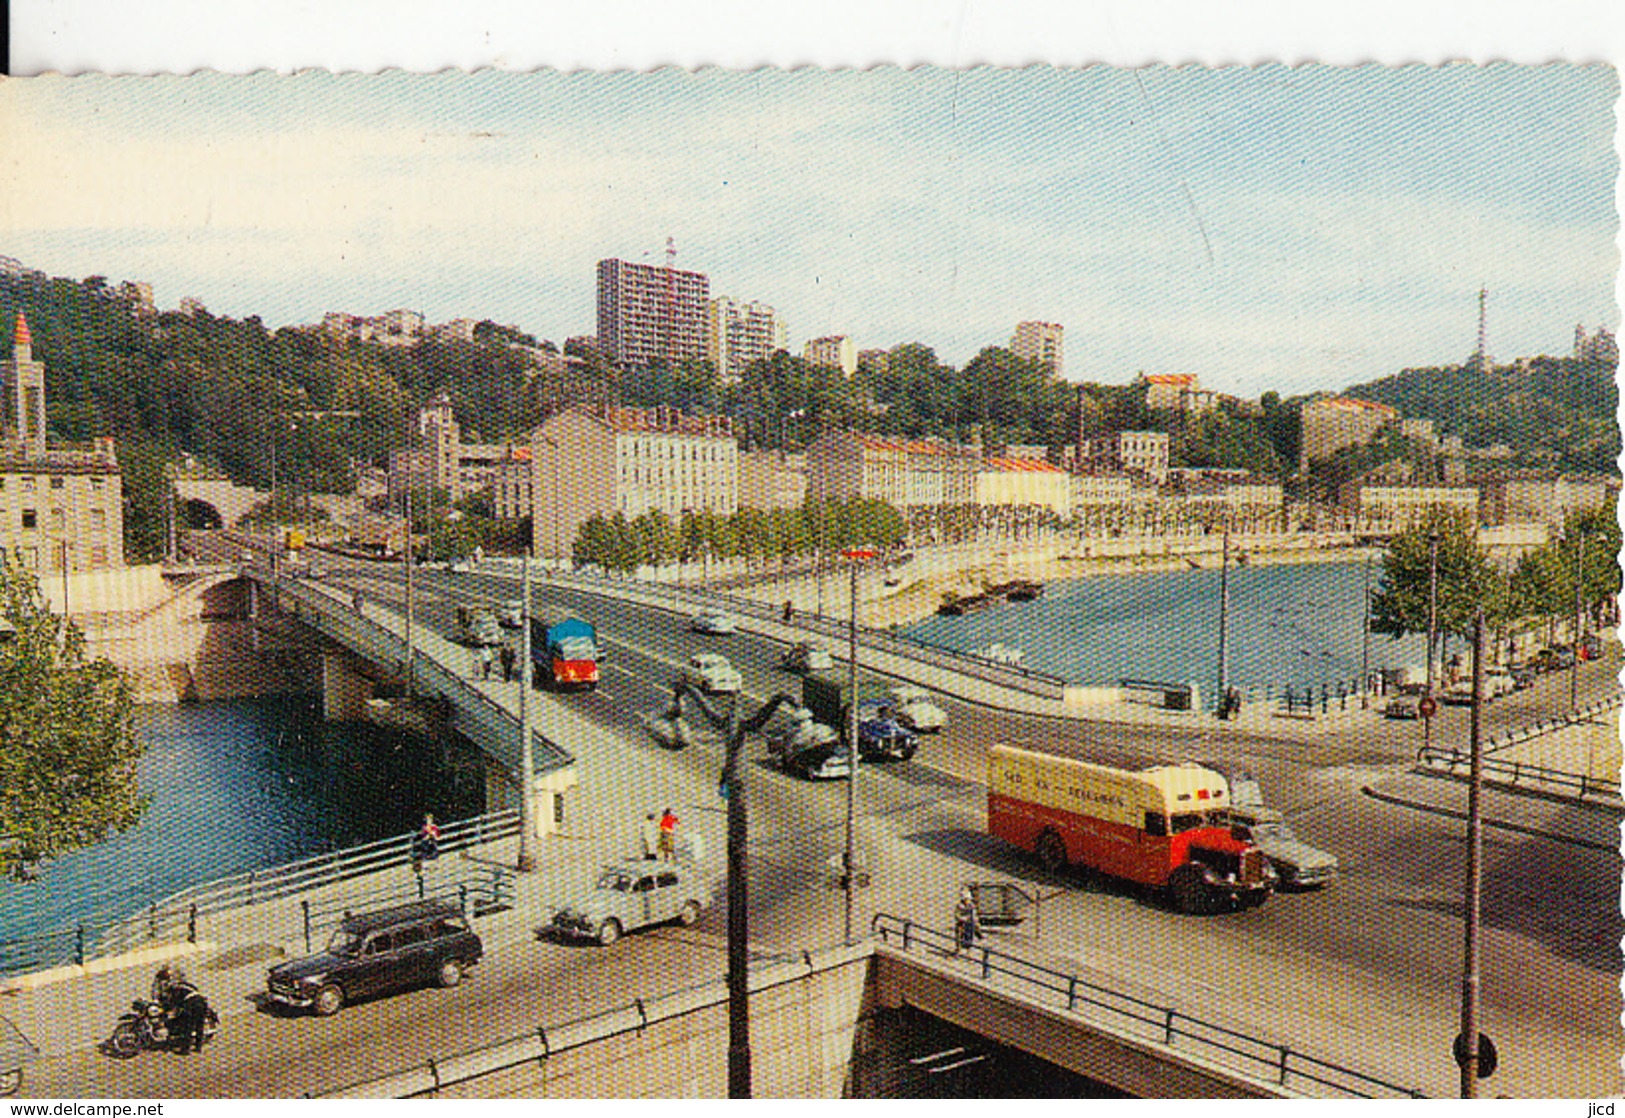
[298,863,516,953]
[1483,693,1624,757]
[0,812,521,978]
[314,942,869,1099]
[870,913,1424,1099]
[540,566,1068,700]
[157,810,521,918]
[1416,745,1621,800]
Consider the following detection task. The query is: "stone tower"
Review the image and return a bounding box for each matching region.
[4,312,47,459]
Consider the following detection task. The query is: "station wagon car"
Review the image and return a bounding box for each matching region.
[266,899,483,1016]
[548,863,709,945]
[886,685,948,733]
[690,611,737,635]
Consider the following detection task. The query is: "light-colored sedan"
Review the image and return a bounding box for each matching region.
[682,653,742,694]
[886,685,948,733]
[546,863,708,946]
[1228,806,1339,889]
[1383,688,1425,719]
[691,610,738,635]
[496,599,524,629]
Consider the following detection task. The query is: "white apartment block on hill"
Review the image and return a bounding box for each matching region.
[1010,321,1064,375]
[803,335,857,378]
[709,297,787,384]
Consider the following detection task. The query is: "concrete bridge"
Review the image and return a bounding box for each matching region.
[242,568,633,844]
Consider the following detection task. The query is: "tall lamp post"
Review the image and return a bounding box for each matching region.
[1570,530,1588,710]
[1458,607,1488,1096]
[1424,531,1440,748]
[841,546,876,942]
[1360,550,1374,709]
[516,547,537,872]
[657,684,803,1099]
[1215,524,1231,718]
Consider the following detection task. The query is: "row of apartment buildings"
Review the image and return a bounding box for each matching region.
[386,388,1613,565]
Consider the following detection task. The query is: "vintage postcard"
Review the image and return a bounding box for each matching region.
[0,62,1618,1102]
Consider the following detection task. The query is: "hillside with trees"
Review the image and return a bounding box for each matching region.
[1343,355,1619,475]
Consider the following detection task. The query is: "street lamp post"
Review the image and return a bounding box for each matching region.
[1215,525,1231,718]
[1459,608,1487,1096]
[1425,531,1440,748]
[842,547,876,942]
[1571,530,1588,710]
[1360,550,1374,709]
[516,548,537,873]
[656,684,803,1099]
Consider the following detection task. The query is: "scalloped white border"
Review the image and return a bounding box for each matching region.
[11,0,1625,75]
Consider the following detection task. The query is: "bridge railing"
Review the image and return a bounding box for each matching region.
[1415,745,1621,800]
[870,913,1423,1099]
[532,565,1068,699]
[0,813,520,978]
[270,574,572,773]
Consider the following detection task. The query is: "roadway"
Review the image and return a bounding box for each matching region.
[326,555,1624,1096]
[46,539,1615,1098]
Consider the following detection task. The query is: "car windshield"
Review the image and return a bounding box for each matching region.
[556,637,596,659]
[1249,821,1288,840]
[326,928,365,956]
[596,871,633,892]
[1169,810,1223,834]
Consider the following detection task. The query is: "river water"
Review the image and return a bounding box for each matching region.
[1,696,485,962]
[904,559,1436,703]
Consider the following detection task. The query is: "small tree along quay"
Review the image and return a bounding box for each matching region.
[0,558,143,880]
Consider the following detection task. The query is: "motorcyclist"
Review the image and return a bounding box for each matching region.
[156,966,212,1054]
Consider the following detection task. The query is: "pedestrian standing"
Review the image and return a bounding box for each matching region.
[782,599,794,622]
[657,807,678,862]
[640,812,660,861]
[479,645,494,680]
[500,644,517,683]
[352,590,364,612]
[412,813,440,874]
[953,888,981,953]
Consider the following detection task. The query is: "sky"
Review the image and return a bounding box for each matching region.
[1,3,1620,401]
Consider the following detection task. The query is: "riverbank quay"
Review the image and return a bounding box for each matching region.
[0,827,626,1064]
[721,533,1390,632]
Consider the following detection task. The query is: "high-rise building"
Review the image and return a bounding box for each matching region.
[1011,321,1064,375]
[597,258,711,368]
[803,335,857,377]
[708,296,787,384]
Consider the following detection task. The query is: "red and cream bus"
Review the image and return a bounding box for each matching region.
[988,744,1275,913]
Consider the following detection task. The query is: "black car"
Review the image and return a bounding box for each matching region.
[266,900,483,1016]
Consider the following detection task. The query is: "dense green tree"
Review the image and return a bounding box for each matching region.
[0,558,142,878]
[1370,511,1501,650]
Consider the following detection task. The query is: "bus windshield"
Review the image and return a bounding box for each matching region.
[1169,811,1223,834]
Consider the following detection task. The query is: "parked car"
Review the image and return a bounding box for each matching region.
[1534,645,1577,672]
[886,685,948,733]
[763,706,850,780]
[1510,664,1538,690]
[855,700,919,761]
[1227,805,1339,889]
[780,641,834,674]
[547,862,708,945]
[691,610,737,635]
[1440,679,1477,705]
[1383,685,1426,719]
[266,900,483,1017]
[682,653,741,694]
[1580,634,1603,661]
[1483,669,1516,698]
[496,599,524,629]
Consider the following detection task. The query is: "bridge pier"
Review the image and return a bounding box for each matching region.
[321,652,376,722]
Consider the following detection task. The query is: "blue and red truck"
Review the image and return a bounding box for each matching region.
[530,617,600,690]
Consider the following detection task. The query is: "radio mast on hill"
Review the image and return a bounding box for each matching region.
[1472,287,1489,370]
